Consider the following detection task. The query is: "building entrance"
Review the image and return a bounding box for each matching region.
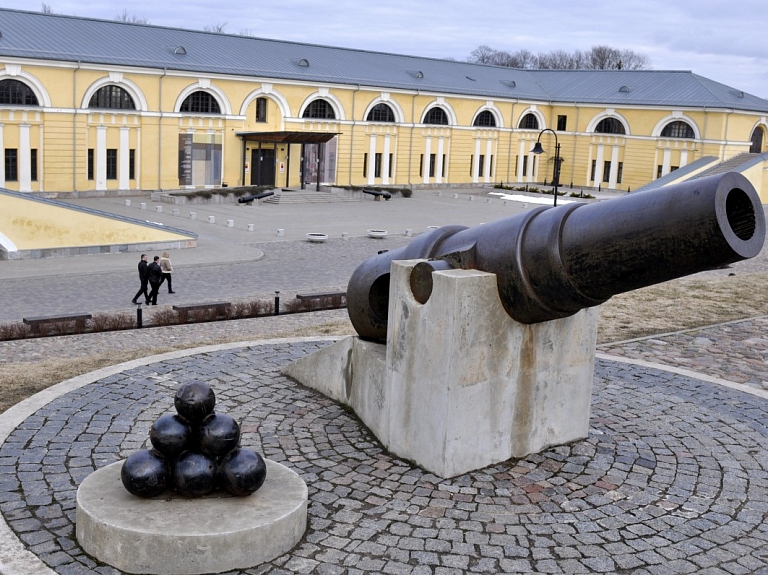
[250,148,276,186]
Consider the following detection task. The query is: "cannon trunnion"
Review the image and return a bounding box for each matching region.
[347,172,765,342]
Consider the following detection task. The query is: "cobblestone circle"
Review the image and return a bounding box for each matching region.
[3,340,768,575]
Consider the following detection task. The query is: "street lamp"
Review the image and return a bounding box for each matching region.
[531,129,561,207]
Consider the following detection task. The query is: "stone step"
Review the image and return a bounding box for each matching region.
[263,191,360,204]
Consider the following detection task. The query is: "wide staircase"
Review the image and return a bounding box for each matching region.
[262,188,361,204]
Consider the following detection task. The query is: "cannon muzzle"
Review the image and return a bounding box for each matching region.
[347,172,765,342]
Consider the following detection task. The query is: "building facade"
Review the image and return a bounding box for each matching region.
[0,9,767,198]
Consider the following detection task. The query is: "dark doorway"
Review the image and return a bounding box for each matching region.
[250,148,276,186]
[750,127,764,153]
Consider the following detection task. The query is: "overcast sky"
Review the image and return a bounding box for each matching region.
[5,0,768,99]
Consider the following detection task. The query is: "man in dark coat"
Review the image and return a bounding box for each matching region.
[147,255,163,305]
[131,254,150,305]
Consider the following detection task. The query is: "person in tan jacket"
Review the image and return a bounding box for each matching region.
[159,252,175,294]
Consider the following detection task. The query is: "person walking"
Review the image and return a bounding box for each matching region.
[147,255,163,305]
[131,254,150,305]
[159,251,175,293]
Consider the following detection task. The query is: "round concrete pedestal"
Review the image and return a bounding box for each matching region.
[76,459,307,575]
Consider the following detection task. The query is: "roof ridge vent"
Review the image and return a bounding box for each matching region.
[619,85,630,93]
[174,46,187,55]
[500,80,516,88]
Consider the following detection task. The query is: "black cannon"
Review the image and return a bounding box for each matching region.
[363,189,392,200]
[347,172,766,342]
[237,191,275,204]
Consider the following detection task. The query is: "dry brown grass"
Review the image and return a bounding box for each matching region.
[1,271,766,415]
[597,272,768,343]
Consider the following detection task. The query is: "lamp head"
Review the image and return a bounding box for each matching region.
[531,142,545,155]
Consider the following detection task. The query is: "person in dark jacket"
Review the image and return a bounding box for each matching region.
[131,254,150,305]
[147,255,164,305]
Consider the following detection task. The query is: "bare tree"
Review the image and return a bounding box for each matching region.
[468,45,498,65]
[468,44,650,71]
[204,23,228,33]
[41,3,54,13]
[115,9,151,24]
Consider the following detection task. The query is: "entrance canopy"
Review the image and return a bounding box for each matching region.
[236,131,341,189]
[236,131,339,144]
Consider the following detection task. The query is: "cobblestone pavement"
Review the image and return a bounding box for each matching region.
[3,339,768,575]
[597,316,768,393]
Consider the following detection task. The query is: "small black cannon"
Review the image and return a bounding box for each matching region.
[237,191,275,204]
[363,189,391,200]
[347,172,766,342]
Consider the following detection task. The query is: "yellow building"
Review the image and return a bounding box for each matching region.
[0,8,767,198]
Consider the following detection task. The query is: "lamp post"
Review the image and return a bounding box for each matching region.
[531,129,561,207]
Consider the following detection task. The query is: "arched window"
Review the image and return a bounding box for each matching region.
[367,103,395,122]
[518,113,539,130]
[661,121,695,139]
[750,127,764,153]
[423,107,448,125]
[180,91,221,114]
[88,85,135,110]
[595,117,626,134]
[302,99,336,119]
[0,79,39,106]
[473,110,497,127]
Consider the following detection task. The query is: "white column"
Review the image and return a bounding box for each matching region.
[680,149,689,168]
[382,135,391,185]
[19,124,31,192]
[473,139,481,183]
[367,134,376,185]
[119,127,130,190]
[436,137,445,184]
[517,140,526,181]
[423,137,432,184]
[661,149,671,177]
[528,150,536,183]
[484,139,493,182]
[594,144,605,186]
[96,126,107,190]
[608,145,619,189]
[0,124,5,187]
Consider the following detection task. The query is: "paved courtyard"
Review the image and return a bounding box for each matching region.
[2,189,768,574]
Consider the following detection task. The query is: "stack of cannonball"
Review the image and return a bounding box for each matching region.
[121,381,267,498]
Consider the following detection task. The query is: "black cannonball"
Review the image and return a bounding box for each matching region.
[150,414,193,459]
[174,381,215,424]
[121,449,169,498]
[199,413,241,458]
[219,448,267,496]
[173,450,217,497]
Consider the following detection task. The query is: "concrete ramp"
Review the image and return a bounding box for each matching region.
[0,189,197,260]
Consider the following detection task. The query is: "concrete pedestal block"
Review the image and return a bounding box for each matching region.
[284,260,599,478]
[76,459,307,574]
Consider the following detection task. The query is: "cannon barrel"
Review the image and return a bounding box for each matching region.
[237,191,275,203]
[347,172,766,342]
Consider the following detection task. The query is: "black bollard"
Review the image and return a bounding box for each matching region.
[274,291,280,315]
[136,302,142,328]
